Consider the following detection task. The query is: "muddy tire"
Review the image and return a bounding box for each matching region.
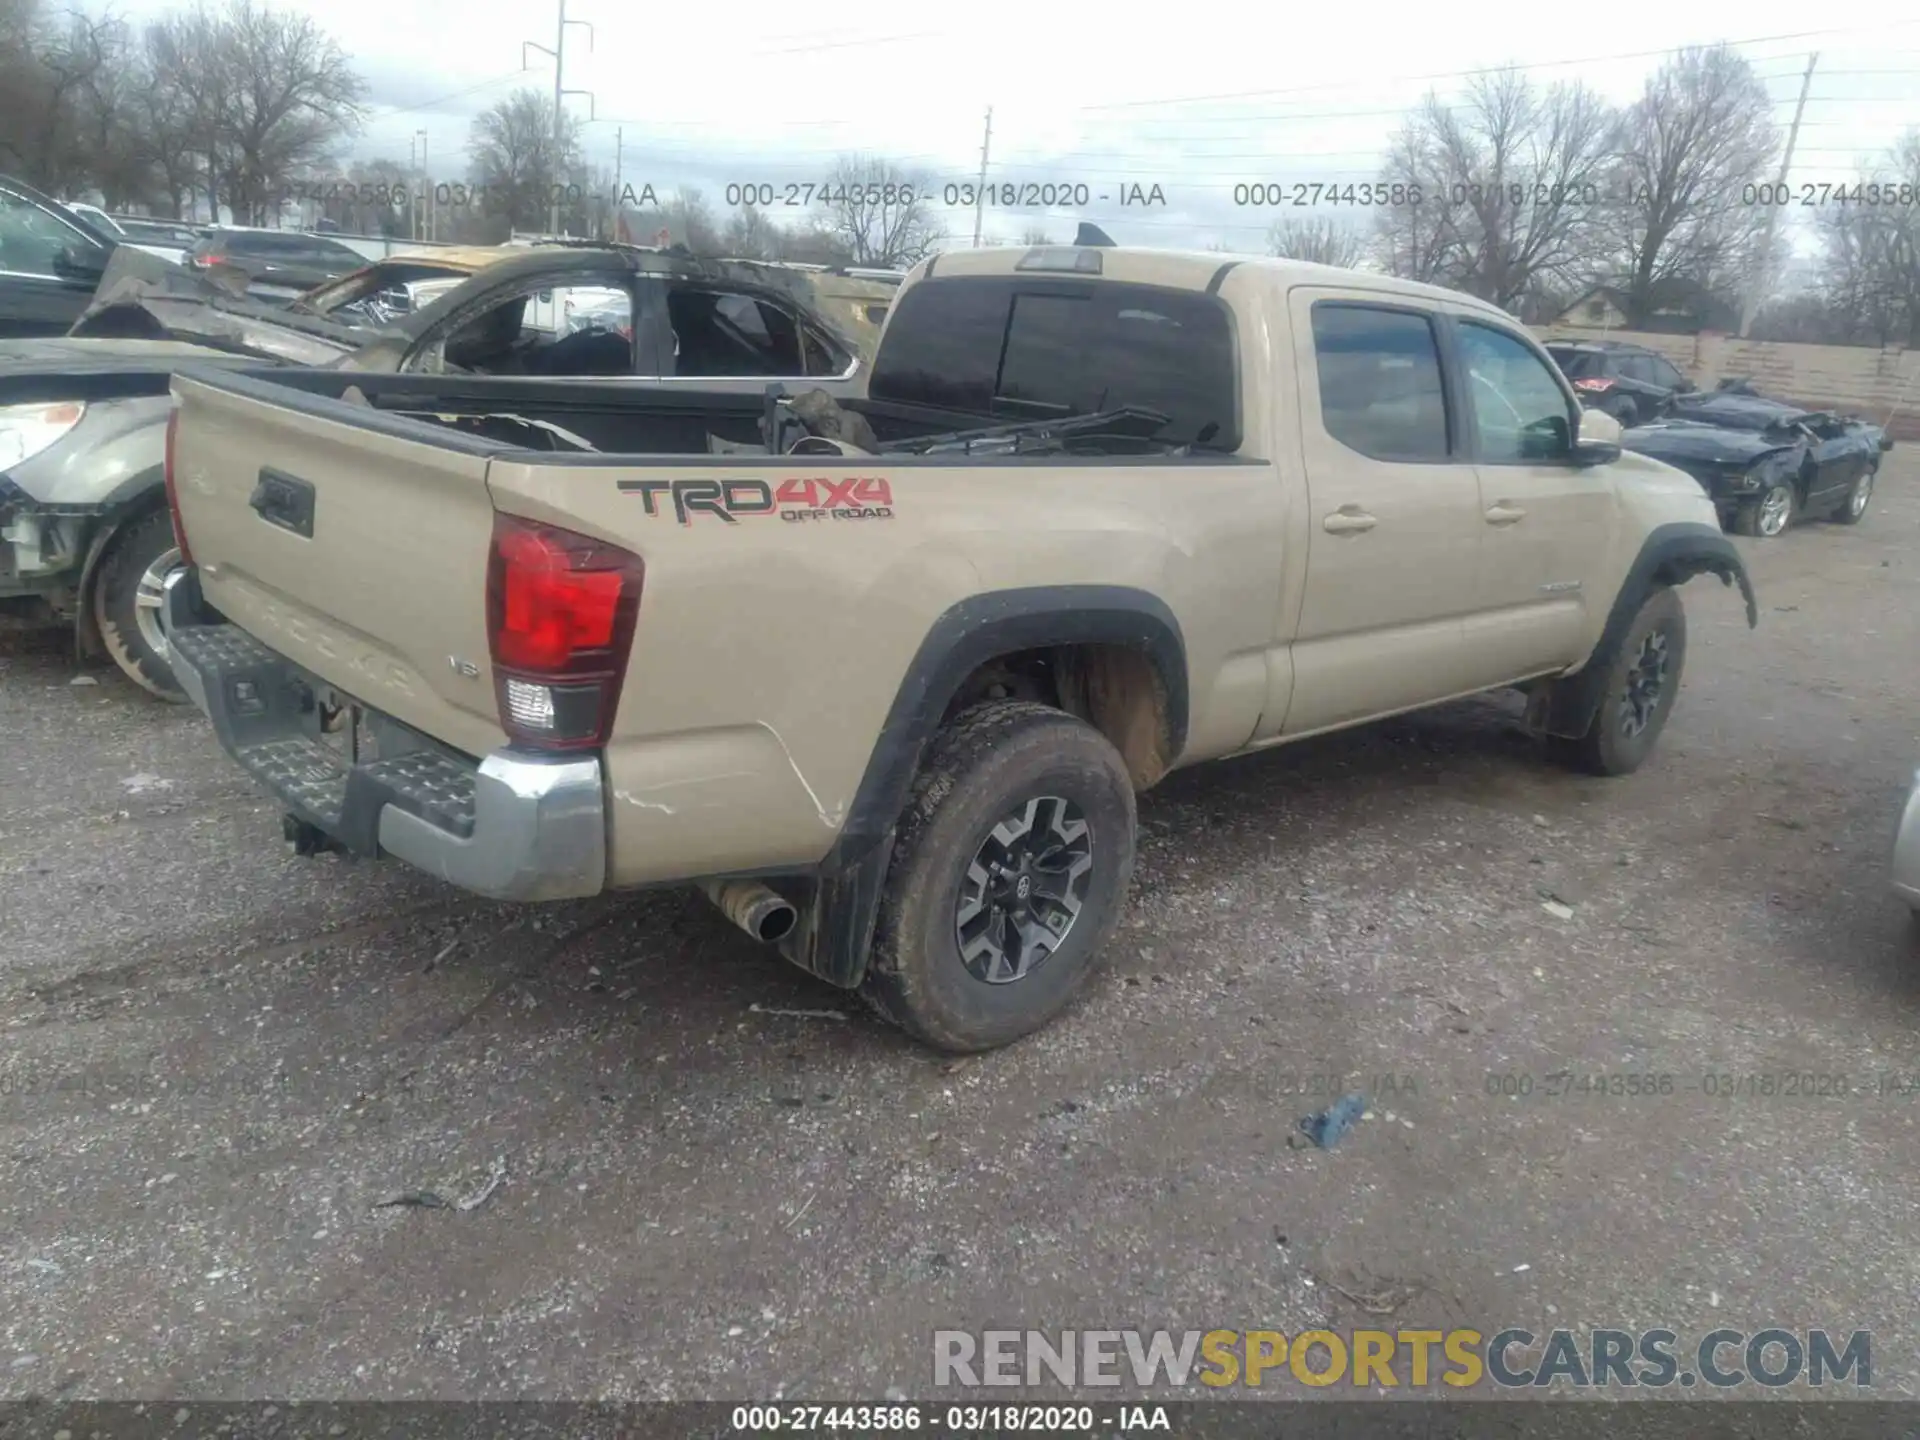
[861,701,1137,1053]
[93,509,186,701]
[1549,586,1687,777]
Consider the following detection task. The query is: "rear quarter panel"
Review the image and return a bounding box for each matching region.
[484,445,1290,886]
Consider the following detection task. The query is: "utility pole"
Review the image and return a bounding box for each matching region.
[409,133,419,242]
[613,126,622,242]
[523,0,595,237]
[1740,51,1817,338]
[416,129,432,243]
[971,106,992,248]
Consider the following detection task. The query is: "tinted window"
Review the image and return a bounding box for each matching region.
[868,277,1238,449]
[1457,322,1574,462]
[0,191,93,275]
[1648,356,1685,389]
[1309,303,1450,462]
[1546,346,1605,380]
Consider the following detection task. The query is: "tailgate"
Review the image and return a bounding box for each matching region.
[168,368,509,759]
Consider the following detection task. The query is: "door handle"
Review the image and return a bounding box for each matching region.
[1323,508,1377,535]
[1485,502,1527,526]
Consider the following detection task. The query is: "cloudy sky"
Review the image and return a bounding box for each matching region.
[121,0,1920,254]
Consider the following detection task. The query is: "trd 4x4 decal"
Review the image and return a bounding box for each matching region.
[618,477,894,526]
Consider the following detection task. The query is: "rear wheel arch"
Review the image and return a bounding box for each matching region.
[829,587,1188,870]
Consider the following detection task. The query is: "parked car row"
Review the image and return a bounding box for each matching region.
[1543,336,1894,541]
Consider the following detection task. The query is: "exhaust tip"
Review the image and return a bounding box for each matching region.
[756,905,798,943]
[702,880,799,947]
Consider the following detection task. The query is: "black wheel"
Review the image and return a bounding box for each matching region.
[861,700,1137,1053]
[1603,394,1639,427]
[1733,482,1794,539]
[93,509,186,701]
[1548,586,1687,777]
[1828,468,1874,526]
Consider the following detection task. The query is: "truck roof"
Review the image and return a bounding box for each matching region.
[908,245,1516,321]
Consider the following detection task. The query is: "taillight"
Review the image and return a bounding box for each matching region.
[1572,378,1615,393]
[163,404,193,565]
[485,513,644,751]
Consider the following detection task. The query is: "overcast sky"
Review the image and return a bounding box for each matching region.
[120,0,1920,255]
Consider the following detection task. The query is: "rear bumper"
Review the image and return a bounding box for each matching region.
[1894,770,1920,910]
[161,568,605,902]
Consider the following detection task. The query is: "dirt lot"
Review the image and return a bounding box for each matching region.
[4,460,1920,1404]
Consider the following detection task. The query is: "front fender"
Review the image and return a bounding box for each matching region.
[1539,522,1756,739]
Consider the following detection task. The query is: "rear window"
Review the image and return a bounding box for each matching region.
[868,276,1239,449]
[1546,346,1605,380]
[225,231,359,264]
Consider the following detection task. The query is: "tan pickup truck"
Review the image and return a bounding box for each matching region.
[159,243,1757,1052]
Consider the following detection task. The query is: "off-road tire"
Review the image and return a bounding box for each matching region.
[94,509,186,701]
[1548,586,1687,777]
[1827,467,1875,526]
[1733,483,1794,538]
[861,701,1137,1053]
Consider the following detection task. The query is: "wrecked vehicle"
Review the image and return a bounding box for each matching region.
[1623,394,1886,538]
[159,242,1756,1053]
[1,244,878,696]
[1673,381,1894,456]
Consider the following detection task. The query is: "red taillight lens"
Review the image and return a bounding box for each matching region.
[485,513,644,750]
[1572,377,1615,393]
[162,405,193,565]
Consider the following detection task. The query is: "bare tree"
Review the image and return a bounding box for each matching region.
[1267,215,1366,269]
[1368,69,1615,308]
[819,155,942,267]
[216,0,365,221]
[466,88,581,238]
[720,203,787,259]
[1372,125,1468,284]
[1805,130,1920,346]
[623,187,721,252]
[1605,45,1777,327]
[1019,224,1054,246]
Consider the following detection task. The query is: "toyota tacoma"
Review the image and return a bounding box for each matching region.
[159,242,1758,1052]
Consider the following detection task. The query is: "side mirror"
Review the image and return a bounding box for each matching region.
[52,242,108,283]
[1572,407,1623,466]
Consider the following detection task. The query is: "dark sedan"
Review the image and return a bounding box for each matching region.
[1621,404,1881,538]
[0,175,116,337]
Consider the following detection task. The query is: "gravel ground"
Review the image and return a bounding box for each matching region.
[3,458,1919,1404]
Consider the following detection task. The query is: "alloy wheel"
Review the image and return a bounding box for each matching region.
[955,795,1094,984]
[1619,630,1671,739]
[133,546,183,662]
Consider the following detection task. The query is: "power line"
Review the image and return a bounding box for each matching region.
[1078,23,1920,111]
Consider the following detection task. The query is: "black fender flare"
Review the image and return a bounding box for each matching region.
[835,584,1189,866]
[776,586,1188,991]
[1537,522,1757,740]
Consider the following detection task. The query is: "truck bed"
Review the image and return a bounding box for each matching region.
[208,366,979,456]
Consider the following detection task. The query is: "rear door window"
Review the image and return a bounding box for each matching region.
[1308,302,1451,462]
[867,276,1239,449]
[666,288,807,376]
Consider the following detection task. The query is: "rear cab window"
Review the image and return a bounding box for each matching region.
[867,276,1240,450]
